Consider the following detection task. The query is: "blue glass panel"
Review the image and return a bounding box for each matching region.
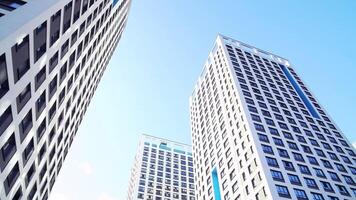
[159,144,171,151]
[173,149,185,154]
[144,142,150,146]
[112,0,120,6]
[279,64,320,119]
[212,167,221,200]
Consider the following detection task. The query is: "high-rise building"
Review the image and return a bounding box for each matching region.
[190,35,356,200]
[127,134,195,200]
[0,0,131,199]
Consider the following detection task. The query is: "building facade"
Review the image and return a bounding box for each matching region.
[0,0,131,199]
[127,134,195,200]
[190,35,356,200]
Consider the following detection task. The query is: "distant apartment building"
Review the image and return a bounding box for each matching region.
[190,35,356,200]
[127,134,195,200]
[0,0,131,199]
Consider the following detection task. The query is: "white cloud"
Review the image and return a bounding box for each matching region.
[353,141,356,149]
[77,161,94,175]
[98,193,117,200]
[50,193,70,200]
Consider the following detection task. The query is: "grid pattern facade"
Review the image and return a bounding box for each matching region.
[0,0,131,199]
[127,134,195,200]
[189,35,356,200]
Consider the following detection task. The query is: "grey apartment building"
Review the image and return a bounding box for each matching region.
[0,0,131,199]
[190,35,356,200]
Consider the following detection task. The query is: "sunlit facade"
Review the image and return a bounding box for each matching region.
[190,35,356,200]
[0,0,131,199]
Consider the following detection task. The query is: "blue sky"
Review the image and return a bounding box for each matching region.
[50,1,356,200]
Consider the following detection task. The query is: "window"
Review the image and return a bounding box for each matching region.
[266,157,278,167]
[311,193,324,200]
[277,148,289,158]
[298,164,310,175]
[16,83,31,112]
[19,110,33,141]
[0,53,9,98]
[262,144,274,154]
[335,184,350,196]
[50,10,61,46]
[63,1,72,34]
[305,177,318,189]
[294,189,308,200]
[258,133,269,143]
[36,117,46,142]
[61,39,70,58]
[4,162,20,195]
[287,174,301,185]
[0,106,13,135]
[270,170,284,182]
[35,65,46,90]
[320,181,334,192]
[276,185,290,198]
[22,138,34,164]
[49,51,59,73]
[273,138,284,147]
[11,35,30,82]
[36,91,46,119]
[0,133,16,171]
[33,21,47,62]
[49,75,57,100]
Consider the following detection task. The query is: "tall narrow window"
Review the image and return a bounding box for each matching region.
[0,53,9,98]
[211,167,221,200]
[279,64,320,119]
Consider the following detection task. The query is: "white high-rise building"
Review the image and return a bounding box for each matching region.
[0,0,131,199]
[190,35,356,200]
[127,134,195,200]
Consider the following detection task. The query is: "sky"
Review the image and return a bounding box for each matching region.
[49,1,356,200]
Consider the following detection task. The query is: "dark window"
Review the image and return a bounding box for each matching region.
[79,21,85,36]
[82,0,88,14]
[288,174,301,185]
[71,30,78,46]
[0,106,13,136]
[69,51,76,69]
[25,163,36,186]
[49,51,59,73]
[271,170,284,182]
[50,10,61,46]
[73,0,82,23]
[48,75,57,100]
[276,185,290,198]
[22,138,34,165]
[0,53,10,98]
[35,65,46,90]
[4,162,20,194]
[61,39,69,58]
[36,117,46,143]
[63,1,72,34]
[48,102,57,122]
[11,35,30,82]
[12,186,22,200]
[19,110,33,142]
[38,143,47,164]
[16,83,31,113]
[294,189,308,200]
[36,91,46,119]
[0,133,16,171]
[33,21,47,62]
